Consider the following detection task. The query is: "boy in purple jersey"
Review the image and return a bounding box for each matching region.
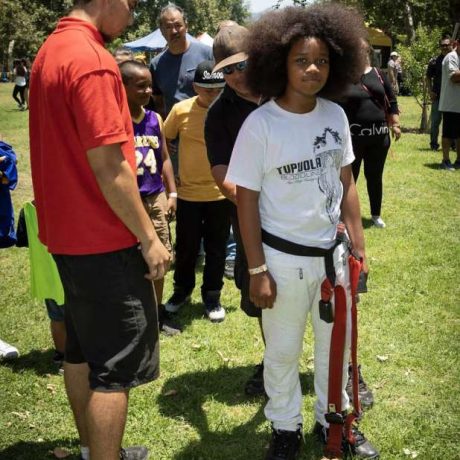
[120,60,180,335]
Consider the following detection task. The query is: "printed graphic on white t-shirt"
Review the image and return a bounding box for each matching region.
[226,98,354,248]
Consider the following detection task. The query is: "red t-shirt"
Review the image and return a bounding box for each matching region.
[29,17,137,254]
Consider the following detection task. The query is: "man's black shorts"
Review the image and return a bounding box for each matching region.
[442,111,460,139]
[53,245,159,391]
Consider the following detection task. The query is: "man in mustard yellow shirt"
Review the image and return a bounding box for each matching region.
[164,60,229,322]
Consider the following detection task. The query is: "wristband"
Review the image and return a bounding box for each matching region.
[168,192,178,198]
[391,124,400,128]
[248,264,268,275]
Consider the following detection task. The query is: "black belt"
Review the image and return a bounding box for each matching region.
[261,229,341,286]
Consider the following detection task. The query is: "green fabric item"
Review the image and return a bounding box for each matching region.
[23,202,65,305]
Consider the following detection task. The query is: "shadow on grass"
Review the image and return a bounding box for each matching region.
[417,146,436,153]
[0,439,80,460]
[423,162,445,170]
[167,298,239,332]
[1,348,61,376]
[157,365,323,459]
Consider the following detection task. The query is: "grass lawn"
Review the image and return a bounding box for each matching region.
[0,82,459,460]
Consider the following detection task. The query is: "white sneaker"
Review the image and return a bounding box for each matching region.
[205,306,226,323]
[371,216,386,228]
[0,339,19,359]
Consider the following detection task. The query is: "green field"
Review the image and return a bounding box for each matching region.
[0,82,459,459]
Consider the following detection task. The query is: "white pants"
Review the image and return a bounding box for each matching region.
[262,243,352,431]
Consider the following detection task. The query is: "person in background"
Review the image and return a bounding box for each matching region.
[12,59,27,110]
[21,58,30,110]
[164,60,229,323]
[340,40,401,228]
[387,51,399,95]
[16,201,67,371]
[120,59,181,336]
[426,36,453,151]
[113,46,134,64]
[438,37,460,170]
[0,134,19,361]
[205,24,267,396]
[150,3,213,119]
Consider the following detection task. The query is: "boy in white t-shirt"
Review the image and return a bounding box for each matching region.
[226,5,379,460]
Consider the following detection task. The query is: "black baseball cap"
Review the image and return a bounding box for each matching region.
[193,60,225,88]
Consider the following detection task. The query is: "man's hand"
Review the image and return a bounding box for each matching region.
[140,238,171,281]
[249,271,277,309]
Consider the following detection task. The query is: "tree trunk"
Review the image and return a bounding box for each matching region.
[419,77,429,133]
[403,1,416,44]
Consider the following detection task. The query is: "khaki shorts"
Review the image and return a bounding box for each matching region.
[142,191,173,255]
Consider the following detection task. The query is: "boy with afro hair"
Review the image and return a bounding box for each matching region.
[226,4,379,459]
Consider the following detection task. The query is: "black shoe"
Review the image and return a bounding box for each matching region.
[430,144,439,151]
[158,305,182,336]
[52,350,64,365]
[346,364,374,410]
[313,422,379,459]
[203,290,226,323]
[266,426,302,460]
[244,362,266,396]
[164,289,191,313]
[119,446,149,460]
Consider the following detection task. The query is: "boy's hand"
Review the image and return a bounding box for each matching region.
[249,271,277,309]
[167,196,177,218]
[140,238,171,281]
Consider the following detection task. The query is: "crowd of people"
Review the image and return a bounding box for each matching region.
[2,0,459,459]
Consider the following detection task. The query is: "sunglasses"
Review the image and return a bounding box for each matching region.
[222,60,248,75]
[440,44,451,48]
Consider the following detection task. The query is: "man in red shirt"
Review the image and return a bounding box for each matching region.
[29,1,170,459]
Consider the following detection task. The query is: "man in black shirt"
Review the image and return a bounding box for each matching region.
[426,37,453,151]
[205,25,266,396]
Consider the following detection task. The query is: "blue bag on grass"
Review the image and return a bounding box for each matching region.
[0,141,18,248]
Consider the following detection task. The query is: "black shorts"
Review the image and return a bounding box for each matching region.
[53,245,159,391]
[442,111,460,139]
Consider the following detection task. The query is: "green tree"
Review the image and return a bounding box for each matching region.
[396,26,441,131]
[330,0,456,44]
[0,0,249,64]
[0,0,72,63]
[123,0,249,42]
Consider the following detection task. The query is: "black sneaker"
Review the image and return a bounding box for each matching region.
[313,421,379,459]
[203,290,225,323]
[266,426,302,460]
[346,364,374,410]
[440,159,455,171]
[164,290,191,313]
[52,350,64,365]
[158,305,182,336]
[244,362,266,396]
[119,446,149,460]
